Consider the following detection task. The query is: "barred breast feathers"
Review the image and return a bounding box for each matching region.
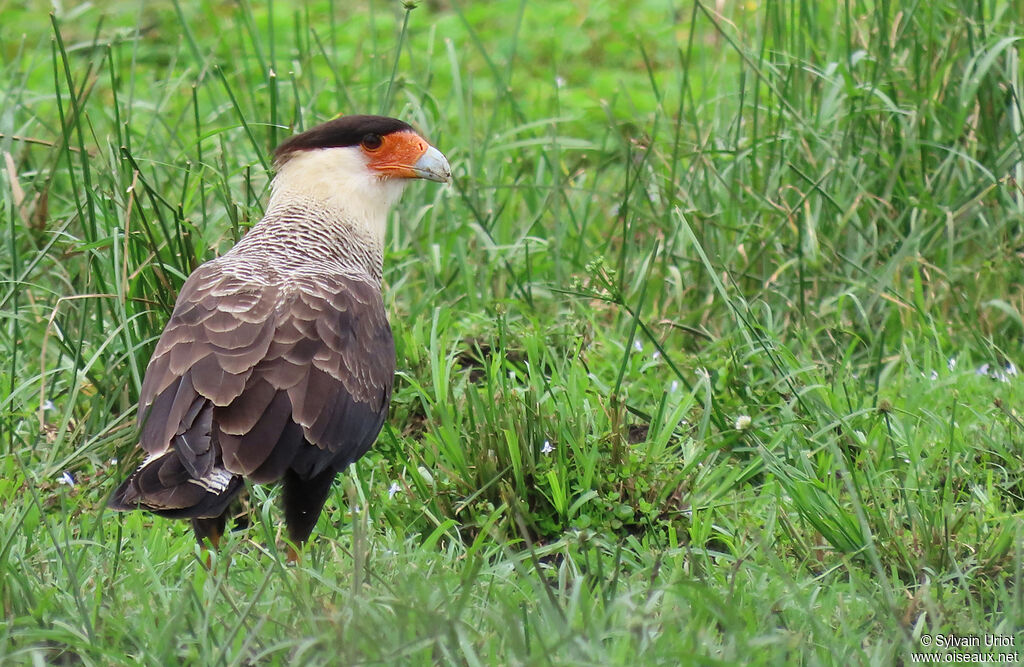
[228,197,386,287]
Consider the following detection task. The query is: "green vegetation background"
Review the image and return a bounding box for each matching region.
[1,0,1023,663]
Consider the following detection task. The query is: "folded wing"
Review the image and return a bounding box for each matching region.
[110,260,395,516]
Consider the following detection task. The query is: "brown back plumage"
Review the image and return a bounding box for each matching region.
[109,250,395,536]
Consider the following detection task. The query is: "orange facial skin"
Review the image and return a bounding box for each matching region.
[363,130,430,178]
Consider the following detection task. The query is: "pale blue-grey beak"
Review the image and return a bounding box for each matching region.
[413,145,452,183]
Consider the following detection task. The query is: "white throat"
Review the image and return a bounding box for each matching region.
[266,146,409,247]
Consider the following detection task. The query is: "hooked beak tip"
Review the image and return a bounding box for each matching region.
[413,145,452,184]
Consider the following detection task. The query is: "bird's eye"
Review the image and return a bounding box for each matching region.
[361,133,383,151]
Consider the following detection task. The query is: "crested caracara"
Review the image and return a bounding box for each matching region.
[108,114,450,557]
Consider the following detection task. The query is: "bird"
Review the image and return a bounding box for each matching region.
[108,114,450,559]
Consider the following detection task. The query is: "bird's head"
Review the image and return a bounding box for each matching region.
[268,115,450,242]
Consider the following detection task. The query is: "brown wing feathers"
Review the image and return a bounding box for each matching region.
[110,261,394,520]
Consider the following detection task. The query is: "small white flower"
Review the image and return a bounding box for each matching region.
[57,471,75,487]
[929,370,939,381]
[387,482,401,499]
[947,357,957,371]
[734,415,752,431]
[669,380,679,393]
[108,458,118,466]
[976,362,1016,382]
[633,339,643,353]
[555,76,566,88]
[541,440,554,455]
[652,350,661,360]
[42,400,55,412]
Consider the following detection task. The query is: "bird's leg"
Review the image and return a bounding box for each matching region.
[286,544,300,564]
[191,514,228,549]
[282,467,338,562]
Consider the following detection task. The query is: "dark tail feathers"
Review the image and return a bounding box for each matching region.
[108,451,243,520]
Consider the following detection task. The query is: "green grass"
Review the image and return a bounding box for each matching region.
[2,0,1024,663]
